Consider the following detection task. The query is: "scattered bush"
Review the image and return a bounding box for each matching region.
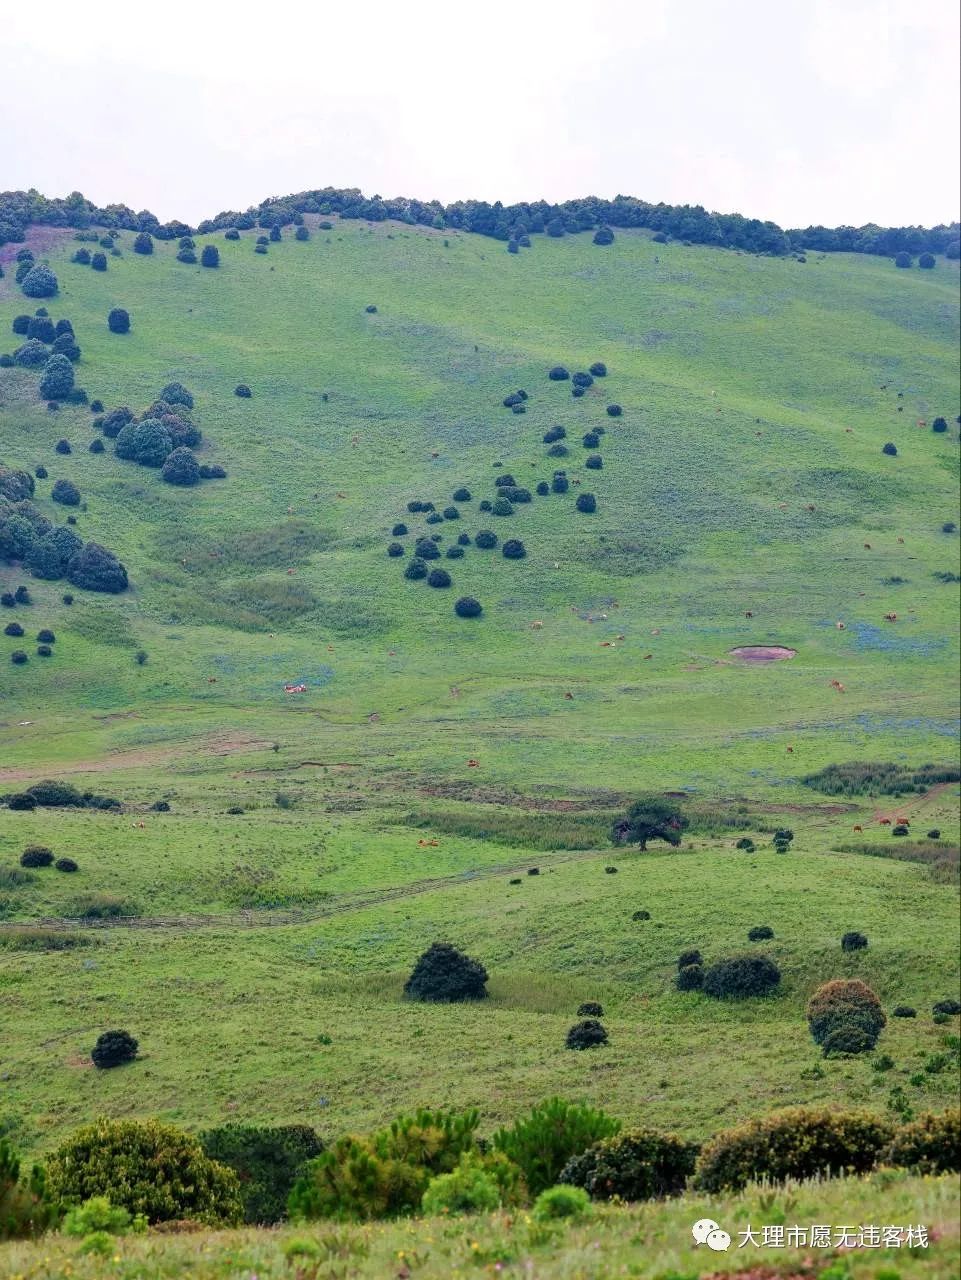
[442,506,460,520]
[882,442,898,456]
[20,846,54,868]
[107,308,130,334]
[161,447,200,486]
[55,439,72,455]
[67,541,129,593]
[404,558,428,580]
[676,964,704,991]
[133,232,153,255]
[694,1107,894,1192]
[414,539,440,560]
[748,926,774,941]
[592,227,614,246]
[701,954,781,999]
[572,372,593,388]
[883,1109,960,1173]
[55,857,78,872]
[475,530,497,549]
[452,487,471,502]
[391,523,408,537]
[26,316,55,343]
[13,339,49,368]
[200,245,220,268]
[575,492,596,513]
[894,252,912,268]
[932,417,947,433]
[20,265,59,298]
[47,1118,242,1225]
[577,1002,604,1017]
[893,1005,916,1018]
[560,1128,696,1202]
[176,248,196,264]
[492,497,514,517]
[445,545,464,559]
[91,1029,139,1069]
[918,252,936,269]
[10,650,28,664]
[502,539,526,559]
[565,1019,608,1050]
[91,252,108,271]
[51,478,80,506]
[807,979,886,1049]
[200,1124,322,1225]
[89,438,104,454]
[427,568,451,588]
[533,1184,591,1221]
[932,999,961,1016]
[456,532,471,546]
[115,419,173,466]
[841,931,868,951]
[454,596,482,618]
[421,1156,501,1217]
[493,1098,620,1198]
[822,1024,877,1057]
[606,404,622,417]
[548,366,570,381]
[4,622,23,636]
[101,406,134,438]
[551,472,569,493]
[387,542,405,557]
[11,315,31,335]
[585,454,603,470]
[404,942,488,1002]
[39,354,75,400]
[589,362,607,377]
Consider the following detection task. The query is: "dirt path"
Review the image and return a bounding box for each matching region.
[4,848,607,934]
[0,732,275,783]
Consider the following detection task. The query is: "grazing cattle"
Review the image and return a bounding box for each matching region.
[431,451,439,458]
[616,634,625,641]
[786,745,794,753]
[830,680,845,692]
[336,491,346,498]
[467,759,480,768]
[836,621,845,630]
[895,818,910,826]
[879,818,891,825]
[864,543,872,550]
[531,621,544,630]
[853,824,863,832]
[883,612,897,622]
[643,653,653,660]
[208,677,217,683]
[806,504,816,511]
[600,641,612,647]
[564,691,573,699]
[745,610,753,618]
[287,568,296,575]
[897,537,904,543]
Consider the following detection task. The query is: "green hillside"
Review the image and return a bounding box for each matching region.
[0,218,958,1177]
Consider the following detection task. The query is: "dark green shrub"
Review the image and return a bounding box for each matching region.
[89,438,104,454]
[0,1137,57,1240]
[54,439,71,455]
[807,979,886,1047]
[882,442,897,456]
[37,628,55,642]
[91,1029,139,1069]
[575,492,596,512]
[583,431,600,448]
[702,954,781,999]
[502,539,526,559]
[404,942,488,1002]
[577,1002,603,1017]
[494,473,516,487]
[592,227,614,246]
[493,1098,620,1197]
[4,622,23,636]
[427,568,451,588]
[392,523,408,537]
[551,473,569,494]
[560,1128,695,1201]
[51,478,80,506]
[0,354,12,368]
[565,1019,608,1050]
[548,366,569,381]
[107,308,130,334]
[47,1118,241,1225]
[536,481,550,495]
[572,372,593,388]
[677,949,702,968]
[841,931,868,951]
[676,964,703,991]
[445,546,464,559]
[822,1024,876,1056]
[588,362,607,377]
[176,248,196,264]
[918,252,936,269]
[26,316,55,342]
[479,499,492,511]
[36,644,52,657]
[115,419,173,467]
[404,558,427,580]
[442,506,460,520]
[10,650,28,664]
[543,426,566,443]
[254,243,268,254]
[70,248,89,262]
[475,530,497,549]
[452,488,471,502]
[55,858,78,872]
[606,404,622,417]
[161,447,200,486]
[694,1107,894,1191]
[66,541,129,593]
[933,999,961,1015]
[387,542,405,557]
[504,487,531,503]
[133,232,153,254]
[20,265,59,298]
[883,1109,960,1173]
[613,795,687,851]
[454,596,482,618]
[893,1005,916,1018]
[414,539,440,560]
[101,406,133,438]
[39,355,75,400]
[892,824,909,836]
[456,532,470,546]
[931,418,947,433]
[585,455,603,470]
[748,926,774,941]
[894,252,912,268]
[12,315,31,335]
[20,846,54,868]
[200,245,220,268]
[50,333,80,361]
[927,828,941,838]
[200,1124,322,1224]
[91,252,107,272]
[13,339,49,367]
[492,497,514,517]
[425,512,443,525]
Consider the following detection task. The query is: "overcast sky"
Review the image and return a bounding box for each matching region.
[4,0,958,229]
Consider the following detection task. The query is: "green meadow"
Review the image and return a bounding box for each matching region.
[0,218,959,1274]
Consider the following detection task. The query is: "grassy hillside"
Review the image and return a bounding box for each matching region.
[0,219,958,1187]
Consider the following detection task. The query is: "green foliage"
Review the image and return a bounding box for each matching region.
[38,354,75,400]
[841,930,868,951]
[675,963,703,991]
[694,1107,895,1192]
[454,596,482,618]
[701,954,781,999]
[493,1098,620,1197]
[67,541,129,593]
[91,1029,139,1069]
[107,308,130,333]
[421,1156,501,1216]
[807,979,886,1051]
[613,796,688,851]
[559,1128,696,1201]
[46,1118,242,1225]
[62,1195,143,1237]
[200,245,220,268]
[565,1019,608,1049]
[532,1184,592,1221]
[403,942,488,1002]
[115,418,174,466]
[0,1137,57,1241]
[161,447,200,486]
[882,1109,960,1173]
[199,1124,323,1224]
[20,264,59,298]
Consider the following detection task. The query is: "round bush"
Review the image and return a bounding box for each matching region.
[583,431,600,448]
[536,481,550,496]
[427,568,451,588]
[454,596,482,618]
[566,1019,608,1050]
[806,979,886,1047]
[841,931,868,951]
[592,227,614,246]
[560,1128,695,1202]
[91,1029,139,1069]
[694,1107,895,1192]
[931,417,947,433]
[46,1118,242,1225]
[606,404,622,417]
[66,541,129,593]
[532,1185,591,1221]
[51,478,81,507]
[36,629,55,643]
[575,492,597,513]
[883,1110,960,1173]
[425,512,443,525]
[27,315,55,342]
[20,265,59,298]
[571,385,585,398]
[882,442,898,456]
[391,523,408,537]
[933,999,961,1016]
[822,1024,876,1057]
[894,252,912,268]
[200,245,220,268]
[492,497,514,517]
[589,362,607,377]
[36,644,52,657]
[176,248,196,264]
[421,1159,501,1217]
[747,926,774,941]
[52,856,79,873]
[107,308,130,335]
[632,910,651,921]
[414,539,440,560]
[0,354,13,368]
[548,367,570,381]
[89,438,105,454]
[161,447,200,486]
[39,355,75,401]
[475,530,497,549]
[551,473,569,493]
[445,545,464,559]
[254,243,268,254]
[892,1005,916,1018]
[452,487,471,502]
[675,964,704,991]
[404,558,428,581]
[478,499,492,512]
[677,949,702,969]
[572,372,593,388]
[585,455,603,470]
[918,252,936,269]
[543,426,566,444]
[133,232,153,255]
[456,532,471,546]
[91,253,108,272]
[10,650,28,665]
[20,846,54,868]
[502,539,526,559]
[442,506,460,520]
[404,942,488,1002]
[577,1002,604,1017]
[13,339,49,368]
[4,622,24,637]
[387,542,405,557]
[494,474,516,487]
[12,315,31,335]
[701,954,781,999]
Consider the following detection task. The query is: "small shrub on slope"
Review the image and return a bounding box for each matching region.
[493,1097,620,1197]
[560,1128,696,1201]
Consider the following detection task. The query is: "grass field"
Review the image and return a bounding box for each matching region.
[0,218,958,1272]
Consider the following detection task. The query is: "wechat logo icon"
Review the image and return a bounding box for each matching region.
[692,1218,732,1251]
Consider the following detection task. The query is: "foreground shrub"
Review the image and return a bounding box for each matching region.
[421,1156,501,1216]
[107,308,130,334]
[807,979,886,1048]
[493,1098,620,1197]
[822,1024,877,1057]
[200,245,220,268]
[454,596,482,618]
[0,1137,57,1240]
[676,963,704,991]
[51,478,80,506]
[548,366,570,381]
[47,1118,242,1225]
[20,846,54,868]
[67,541,129,593]
[62,1195,138,1238]
[404,941,488,1002]
[560,1128,696,1201]
[841,930,868,951]
[427,568,451,588]
[607,404,622,416]
[20,265,59,298]
[289,1108,480,1222]
[694,1107,895,1191]
[404,558,427,580]
[577,1002,603,1017]
[565,1019,608,1050]
[200,1124,323,1224]
[893,1005,916,1018]
[702,953,781,999]
[933,999,961,1015]
[748,925,774,941]
[882,1109,960,1174]
[133,232,153,255]
[91,1029,139,1069]
[533,1184,591,1221]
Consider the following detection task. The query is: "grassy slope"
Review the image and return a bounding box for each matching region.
[0,223,958,1180]
[2,1173,959,1279]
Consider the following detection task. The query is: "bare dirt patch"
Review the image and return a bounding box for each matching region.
[730,645,797,661]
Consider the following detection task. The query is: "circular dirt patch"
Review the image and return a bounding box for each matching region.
[730,645,797,661]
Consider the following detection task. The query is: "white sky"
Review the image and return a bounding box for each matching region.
[4,0,959,229]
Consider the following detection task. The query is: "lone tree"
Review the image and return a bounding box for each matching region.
[612,796,688,851]
[107,308,130,333]
[404,942,488,1002]
[91,1029,139,1069]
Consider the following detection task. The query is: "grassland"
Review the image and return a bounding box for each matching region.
[0,218,958,1273]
